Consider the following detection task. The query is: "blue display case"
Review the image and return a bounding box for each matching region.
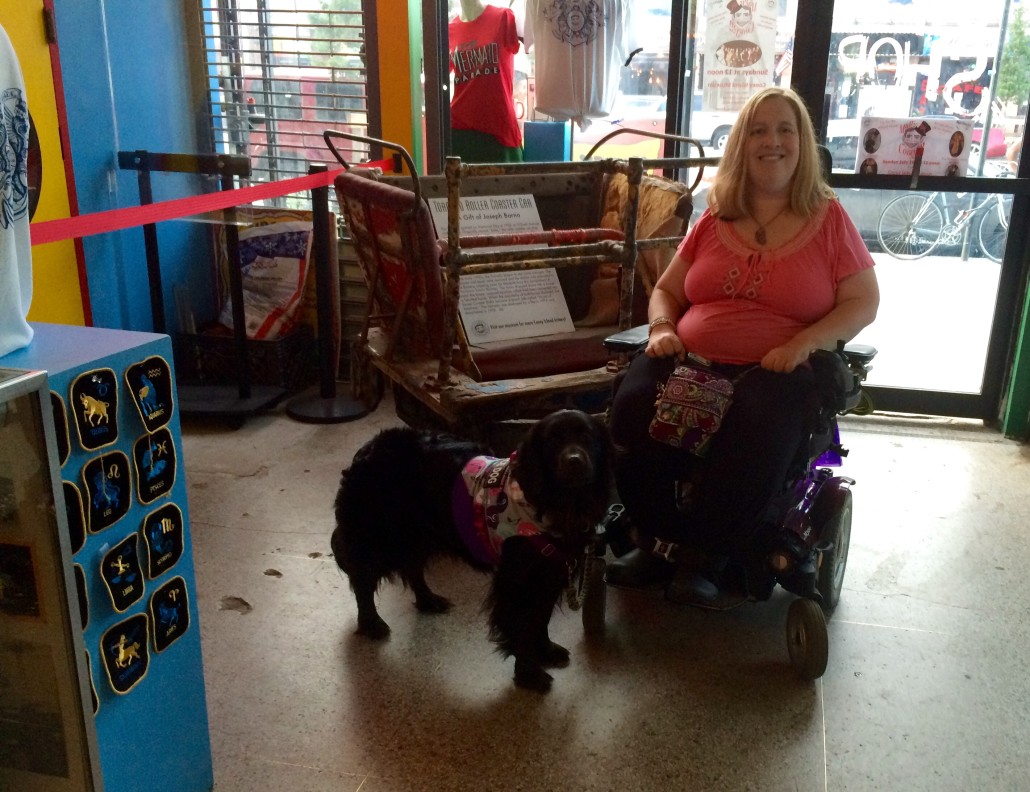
[0,323,213,792]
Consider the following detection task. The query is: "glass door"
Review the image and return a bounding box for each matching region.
[823,0,1030,419]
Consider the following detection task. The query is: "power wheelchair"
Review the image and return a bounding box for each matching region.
[576,328,877,680]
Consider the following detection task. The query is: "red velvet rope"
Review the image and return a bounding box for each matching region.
[27,156,395,246]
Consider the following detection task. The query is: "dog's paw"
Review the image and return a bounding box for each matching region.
[356,615,391,640]
[540,641,570,668]
[414,592,453,614]
[514,659,554,693]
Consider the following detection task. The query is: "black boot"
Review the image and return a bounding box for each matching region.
[605,547,675,590]
[666,554,747,608]
[665,564,718,604]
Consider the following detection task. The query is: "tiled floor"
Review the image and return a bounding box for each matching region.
[181,392,1030,791]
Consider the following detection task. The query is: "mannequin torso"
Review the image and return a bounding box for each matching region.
[458,0,487,22]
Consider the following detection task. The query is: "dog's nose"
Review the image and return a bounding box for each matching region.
[558,447,593,484]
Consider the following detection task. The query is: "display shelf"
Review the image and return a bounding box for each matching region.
[1,323,214,792]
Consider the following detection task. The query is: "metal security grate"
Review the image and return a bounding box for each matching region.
[197,0,369,208]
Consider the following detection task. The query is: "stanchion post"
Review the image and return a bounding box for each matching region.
[285,164,368,424]
[310,163,336,399]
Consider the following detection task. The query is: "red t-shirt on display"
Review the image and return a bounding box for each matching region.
[449,5,522,149]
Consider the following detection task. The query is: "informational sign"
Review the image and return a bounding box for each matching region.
[702,0,776,112]
[427,194,574,344]
[855,116,973,176]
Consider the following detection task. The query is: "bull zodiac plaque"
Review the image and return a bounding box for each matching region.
[70,368,119,451]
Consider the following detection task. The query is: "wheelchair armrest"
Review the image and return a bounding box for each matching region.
[603,324,649,352]
[841,343,877,366]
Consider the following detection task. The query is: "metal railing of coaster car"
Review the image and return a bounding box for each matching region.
[439,150,720,387]
[581,126,721,299]
[324,128,721,388]
[582,126,715,194]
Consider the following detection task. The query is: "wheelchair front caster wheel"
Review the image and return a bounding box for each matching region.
[786,597,828,680]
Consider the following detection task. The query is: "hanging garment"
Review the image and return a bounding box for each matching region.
[523,0,637,130]
[449,4,523,150]
[0,23,33,358]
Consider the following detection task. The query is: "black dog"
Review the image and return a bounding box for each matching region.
[331,409,613,692]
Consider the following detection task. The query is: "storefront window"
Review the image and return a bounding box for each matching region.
[441,1,800,161]
[828,0,1028,396]
[824,1,1021,176]
[443,1,676,161]
[568,0,799,160]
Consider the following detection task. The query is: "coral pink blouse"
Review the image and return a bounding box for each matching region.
[674,200,874,364]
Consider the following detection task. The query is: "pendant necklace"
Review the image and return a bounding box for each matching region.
[752,205,790,245]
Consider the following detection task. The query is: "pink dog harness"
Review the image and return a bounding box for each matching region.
[451,454,549,566]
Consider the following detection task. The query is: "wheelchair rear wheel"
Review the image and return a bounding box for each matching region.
[812,483,853,613]
[786,597,828,680]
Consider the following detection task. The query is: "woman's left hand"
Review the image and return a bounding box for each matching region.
[760,342,811,373]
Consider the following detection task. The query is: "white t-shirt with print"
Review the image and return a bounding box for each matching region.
[0,23,33,358]
[523,0,637,130]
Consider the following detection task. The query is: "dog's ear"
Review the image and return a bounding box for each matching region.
[511,421,549,515]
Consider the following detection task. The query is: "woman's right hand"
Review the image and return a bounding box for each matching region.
[645,326,685,359]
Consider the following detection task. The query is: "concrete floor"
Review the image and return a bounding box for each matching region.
[181,392,1030,792]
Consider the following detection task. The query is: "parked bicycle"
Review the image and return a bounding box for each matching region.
[876,180,1013,262]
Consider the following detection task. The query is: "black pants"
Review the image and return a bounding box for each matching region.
[608,353,817,556]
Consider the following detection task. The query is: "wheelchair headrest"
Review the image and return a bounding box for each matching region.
[817,144,832,179]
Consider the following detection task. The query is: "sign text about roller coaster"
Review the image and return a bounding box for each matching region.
[428,195,573,343]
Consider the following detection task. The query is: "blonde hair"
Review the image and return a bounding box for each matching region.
[707,87,834,219]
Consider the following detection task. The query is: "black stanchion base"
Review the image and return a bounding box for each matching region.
[178,383,287,429]
[285,385,369,424]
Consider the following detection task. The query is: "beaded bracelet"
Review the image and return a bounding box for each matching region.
[648,316,675,336]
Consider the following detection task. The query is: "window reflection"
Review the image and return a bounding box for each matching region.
[827,1,1021,177]
[828,1,1025,395]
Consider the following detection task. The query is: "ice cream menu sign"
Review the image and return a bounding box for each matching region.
[855,116,974,177]
[428,194,574,344]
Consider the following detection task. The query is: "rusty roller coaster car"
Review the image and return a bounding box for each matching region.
[324,129,718,448]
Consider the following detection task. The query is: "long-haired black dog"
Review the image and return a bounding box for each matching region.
[331,409,613,692]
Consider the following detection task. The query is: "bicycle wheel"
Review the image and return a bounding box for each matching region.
[977,196,1011,263]
[877,194,944,259]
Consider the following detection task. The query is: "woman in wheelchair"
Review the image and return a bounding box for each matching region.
[605,87,879,605]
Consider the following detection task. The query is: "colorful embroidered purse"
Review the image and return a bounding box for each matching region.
[648,364,737,456]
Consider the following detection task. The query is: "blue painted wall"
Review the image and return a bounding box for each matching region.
[53,0,216,333]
